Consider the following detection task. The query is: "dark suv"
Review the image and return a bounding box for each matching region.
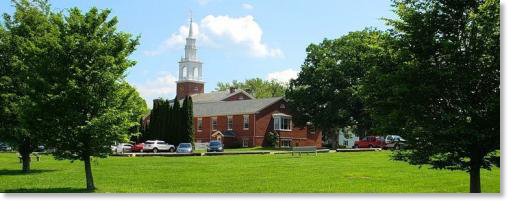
[207,141,224,152]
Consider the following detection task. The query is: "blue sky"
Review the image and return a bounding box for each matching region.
[0,0,396,106]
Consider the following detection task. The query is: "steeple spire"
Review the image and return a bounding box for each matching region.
[188,10,193,38]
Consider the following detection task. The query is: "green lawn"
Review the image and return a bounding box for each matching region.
[0,151,500,193]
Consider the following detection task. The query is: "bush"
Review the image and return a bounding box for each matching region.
[263,132,278,147]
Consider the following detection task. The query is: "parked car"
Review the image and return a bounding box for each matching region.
[353,136,385,148]
[110,143,133,153]
[384,135,406,150]
[0,143,12,151]
[143,140,175,153]
[207,140,224,152]
[35,145,45,152]
[131,143,144,152]
[176,143,193,153]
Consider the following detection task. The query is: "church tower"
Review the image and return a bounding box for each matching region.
[176,16,204,99]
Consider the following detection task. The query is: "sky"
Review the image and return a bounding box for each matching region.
[0,0,396,107]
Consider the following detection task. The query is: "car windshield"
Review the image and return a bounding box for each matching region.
[179,144,191,148]
[210,142,221,146]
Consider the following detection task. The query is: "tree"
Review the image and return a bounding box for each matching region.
[216,78,286,98]
[364,0,500,193]
[118,82,148,141]
[14,2,140,190]
[286,30,389,149]
[181,96,194,144]
[0,0,53,173]
[171,97,182,145]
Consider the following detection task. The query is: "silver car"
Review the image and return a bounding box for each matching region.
[144,140,175,153]
[176,143,193,153]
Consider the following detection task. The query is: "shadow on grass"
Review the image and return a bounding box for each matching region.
[0,169,56,176]
[3,188,92,193]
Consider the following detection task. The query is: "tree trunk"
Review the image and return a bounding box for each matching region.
[469,154,482,193]
[83,155,96,191]
[328,128,338,149]
[19,138,32,173]
[21,152,31,173]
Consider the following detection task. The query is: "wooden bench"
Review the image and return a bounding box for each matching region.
[291,146,317,156]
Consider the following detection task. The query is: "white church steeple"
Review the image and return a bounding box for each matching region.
[178,13,202,81]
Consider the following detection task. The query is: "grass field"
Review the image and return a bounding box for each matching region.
[0,151,500,193]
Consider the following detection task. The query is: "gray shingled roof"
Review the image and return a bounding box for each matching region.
[193,97,283,117]
[190,89,255,103]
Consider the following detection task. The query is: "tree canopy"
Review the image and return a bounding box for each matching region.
[2,0,142,190]
[216,78,286,98]
[362,0,500,193]
[286,29,390,149]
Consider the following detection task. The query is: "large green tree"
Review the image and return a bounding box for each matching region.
[364,0,500,193]
[0,0,52,173]
[10,1,141,190]
[216,78,286,98]
[286,30,389,149]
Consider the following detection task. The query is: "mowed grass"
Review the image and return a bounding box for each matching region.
[0,151,500,193]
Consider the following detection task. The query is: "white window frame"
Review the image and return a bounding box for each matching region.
[243,115,249,130]
[212,117,217,131]
[227,116,233,130]
[273,114,292,131]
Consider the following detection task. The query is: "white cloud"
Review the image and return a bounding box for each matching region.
[143,22,210,56]
[145,15,283,58]
[201,15,283,58]
[197,0,213,6]
[242,3,254,10]
[134,72,177,106]
[267,68,300,84]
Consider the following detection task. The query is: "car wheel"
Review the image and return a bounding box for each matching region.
[153,148,158,153]
[395,144,400,150]
[368,144,374,148]
[353,145,358,149]
[170,147,175,152]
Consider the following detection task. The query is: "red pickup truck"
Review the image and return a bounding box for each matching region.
[353,136,385,148]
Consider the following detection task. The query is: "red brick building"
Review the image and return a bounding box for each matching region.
[189,89,321,148]
[150,17,321,148]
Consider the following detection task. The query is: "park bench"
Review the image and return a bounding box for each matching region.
[291,146,317,156]
[18,153,41,163]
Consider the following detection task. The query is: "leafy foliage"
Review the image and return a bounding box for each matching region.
[363,0,500,193]
[2,0,142,190]
[216,78,286,98]
[147,96,194,146]
[286,29,390,148]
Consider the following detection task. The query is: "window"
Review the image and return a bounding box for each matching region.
[193,67,199,80]
[212,117,217,131]
[281,139,291,148]
[243,115,249,130]
[227,116,233,130]
[197,118,203,132]
[273,114,292,131]
[182,66,187,79]
[242,138,249,148]
[309,126,316,135]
